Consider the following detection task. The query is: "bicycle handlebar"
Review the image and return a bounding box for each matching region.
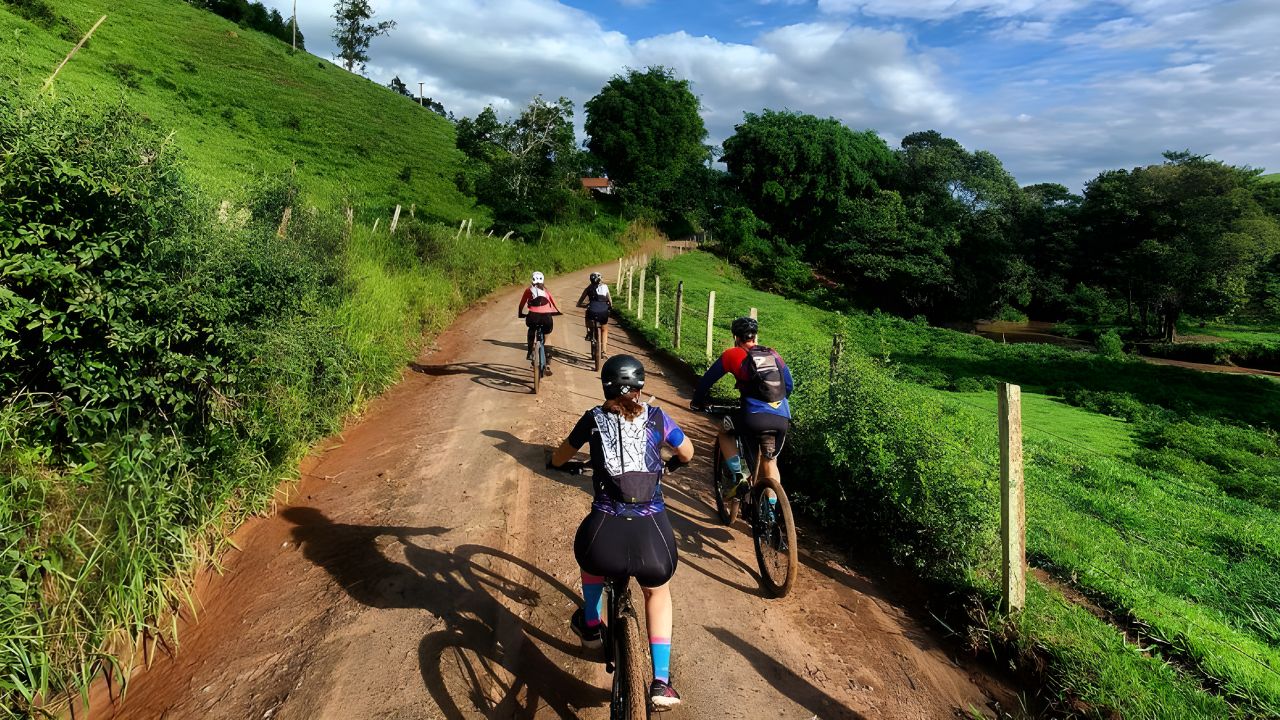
[694,403,739,414]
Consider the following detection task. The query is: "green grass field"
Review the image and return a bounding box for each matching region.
[621,251,1280,718]
[1261,172,1280,184]
[0,0,477,219]
[1181,318,1280,344]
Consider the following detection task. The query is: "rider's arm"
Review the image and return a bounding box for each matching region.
[577,287,591,307]
[691,356,728,406]
[517,287,532,316]
[550,411,594,467]
[660,411,695,463]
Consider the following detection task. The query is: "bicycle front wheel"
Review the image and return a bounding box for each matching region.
[611,603,650,719]
[593,327,603,373]
[752,476,798,597]
[711,443,738,525]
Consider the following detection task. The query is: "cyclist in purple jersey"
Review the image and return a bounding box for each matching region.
[549,355,693,706]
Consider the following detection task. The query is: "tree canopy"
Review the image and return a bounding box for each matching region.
[584,67,707,212]
[331,0,394,75]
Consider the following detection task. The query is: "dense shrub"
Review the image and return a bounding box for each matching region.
[1145,339,1280,371]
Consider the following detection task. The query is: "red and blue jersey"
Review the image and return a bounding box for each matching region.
[693,345,793,418]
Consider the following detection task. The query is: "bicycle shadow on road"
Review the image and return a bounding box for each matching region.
[705,625,867,720]
[409,361,530,394]
[281,508,605,718]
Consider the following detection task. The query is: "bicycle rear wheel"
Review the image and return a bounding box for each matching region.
[611,596,650,719]
[752,476,798,597]
[532,335,542,394]
[711,443,738,525]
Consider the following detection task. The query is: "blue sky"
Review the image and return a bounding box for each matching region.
[272,0,1280,191]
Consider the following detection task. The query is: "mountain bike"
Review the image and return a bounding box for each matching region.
[551,460,652,719]
[700,404,798,598]
[526,321,549,394]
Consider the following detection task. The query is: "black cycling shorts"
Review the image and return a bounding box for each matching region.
[574,510,677,588]
[586,302,610,325]
[525,313,554,342]
[727,410,790,459]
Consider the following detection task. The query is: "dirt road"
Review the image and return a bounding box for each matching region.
[85,259,1016,719]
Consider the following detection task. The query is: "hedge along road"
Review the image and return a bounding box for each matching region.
[83,257,1017,720]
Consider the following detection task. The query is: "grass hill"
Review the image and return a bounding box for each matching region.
[1,2,636,715]
[1263,172,1280,184]
[0,0,475,218]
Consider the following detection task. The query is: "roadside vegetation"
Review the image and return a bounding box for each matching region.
[0,0,636,715]
[619,251,1280,718]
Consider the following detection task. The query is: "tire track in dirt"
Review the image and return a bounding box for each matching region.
[83,255,1018,719]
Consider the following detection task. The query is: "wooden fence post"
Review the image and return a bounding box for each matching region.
[345,207,354,237]
[999,382,1026,613]
[276,206,292,239]
[749,307,757,320]
[674,281,684,348]
[617,257,623,285]
[626,264,634,310]
[372,217,380,234]
[43,14,107,92]
[638,266,647,320]
[706,291,716,361]
[409,203,416,219]
[654,276,661,328]
[829,334,844,400]
[389,204,402,234]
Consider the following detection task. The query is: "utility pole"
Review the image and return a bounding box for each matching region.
[418,82,424,107]
[291,0,297,51]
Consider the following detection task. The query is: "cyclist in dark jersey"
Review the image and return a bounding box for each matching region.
[690,317,793,500]
[549,355,694,707]
[576,272,612,350]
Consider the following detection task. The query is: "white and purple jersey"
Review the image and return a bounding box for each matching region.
[565,403,686,517]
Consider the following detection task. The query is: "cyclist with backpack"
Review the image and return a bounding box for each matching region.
[548,355,694,707]
[690,316,793,500]
[517,271,562,375]
[576,271,612,349]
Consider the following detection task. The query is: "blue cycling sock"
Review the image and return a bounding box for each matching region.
[581,574,604,627]
[724,454,743,477]
[650,637,671,683]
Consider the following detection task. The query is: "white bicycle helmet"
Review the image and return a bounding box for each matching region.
[531,271,545,284]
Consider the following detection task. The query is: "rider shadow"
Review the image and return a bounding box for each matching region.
[480,429,594,496]
[409,361,529,394]
[705,626,867,720]
[282,508,604,718]
[665,504,765,598]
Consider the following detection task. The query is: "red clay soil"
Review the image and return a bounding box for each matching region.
[79,259,1020,719]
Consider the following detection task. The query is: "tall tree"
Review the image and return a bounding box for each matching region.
[583,67,707,212]
[331,0,395,75]
[1080,152,1280,340]
[455,97,584,230]
[721,109,895,255]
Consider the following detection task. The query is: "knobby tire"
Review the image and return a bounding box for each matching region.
[752,476,798,597]
[532,335,543,395]
[612,600,650,719]
[711,443,738,525]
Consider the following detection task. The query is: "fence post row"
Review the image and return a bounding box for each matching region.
[706,291,716,361]
[674,281,684,348]
[999,382,1026,613]
[626,264,634,309]
[654,276,661,328]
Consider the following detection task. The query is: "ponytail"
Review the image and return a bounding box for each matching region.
[602,391,643,421]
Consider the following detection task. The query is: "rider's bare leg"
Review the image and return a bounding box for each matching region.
[716,430,737,461]
[601,324,609,355]
[642,582,673,684]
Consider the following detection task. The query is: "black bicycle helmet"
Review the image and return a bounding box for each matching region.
[731,316,758,340]
[589,272,602,283]
[601,354,645,399]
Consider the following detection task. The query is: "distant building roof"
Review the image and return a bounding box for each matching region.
[581,177,613,189]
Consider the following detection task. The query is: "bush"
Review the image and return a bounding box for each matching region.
[1096,329,1124,357]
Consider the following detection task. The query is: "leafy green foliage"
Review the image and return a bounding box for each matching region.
[584,66,708,216]
[618,250,1280,717]
[331,0,394,74]
[188,0,304,48]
